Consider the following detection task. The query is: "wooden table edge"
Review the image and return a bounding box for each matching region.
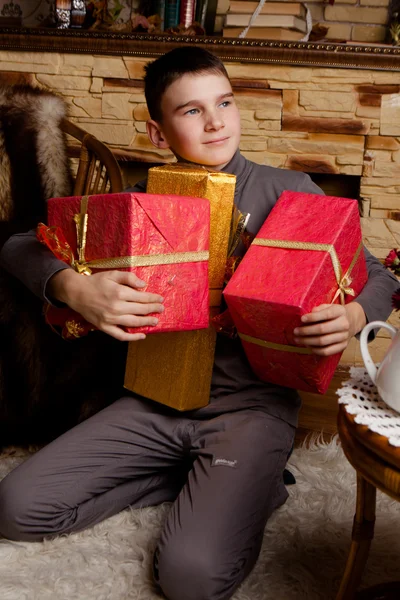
[338,404,400,471]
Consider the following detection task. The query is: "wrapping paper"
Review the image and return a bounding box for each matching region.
[223,191,368,395]
[124,164,236,411]
[46,192,210,335]
[147,164,236,311]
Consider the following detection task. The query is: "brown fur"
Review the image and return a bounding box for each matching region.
[0,85,125,446]
[0,129,12,221]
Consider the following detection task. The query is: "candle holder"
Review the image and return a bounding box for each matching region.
[70,0,86,29]
[55,0,71,29]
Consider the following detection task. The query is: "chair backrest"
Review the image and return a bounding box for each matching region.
[60,119,124,195]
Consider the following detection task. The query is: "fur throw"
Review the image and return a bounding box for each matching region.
[0,85,72,243]
[0,85,124,446]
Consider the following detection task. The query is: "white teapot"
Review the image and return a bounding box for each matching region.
[360,321,400,412]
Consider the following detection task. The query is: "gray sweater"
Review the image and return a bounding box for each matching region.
[1,151,398,425]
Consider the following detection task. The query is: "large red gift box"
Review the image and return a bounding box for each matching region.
[223,191,368,394]
[43,192,210,336]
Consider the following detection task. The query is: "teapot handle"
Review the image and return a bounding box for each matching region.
[360,321,397,383]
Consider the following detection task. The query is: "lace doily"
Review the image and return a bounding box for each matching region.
[337,366,400,447]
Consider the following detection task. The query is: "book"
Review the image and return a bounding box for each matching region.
[180,0,196,27]
[214,0,228,31]
[165,0,181,28]
[228,1,306,17]
[156,0,166,30]
[223,26,305,40]
[214,14,225,32]
[199,0,209,26]
[204,0,218,34]
[216,0,230,14]
[224,13,307,32]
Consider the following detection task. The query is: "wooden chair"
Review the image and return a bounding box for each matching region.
[60,119,124,195]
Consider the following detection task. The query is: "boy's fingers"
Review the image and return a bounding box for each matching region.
[294,316,349,337]
[294,331,348,348]
[110,301,164,316]
[127,292,164,305]
[310,342,348,356]
[116,314,160,328]
[127,302,164,315]
[114,285,164,305]
[301,304,344,323]
[311,304,331,312]
[109,270,147,289]
[101,324,147,342]
[91,272,164,303]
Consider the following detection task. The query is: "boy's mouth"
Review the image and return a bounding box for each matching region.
[204,137,230,145]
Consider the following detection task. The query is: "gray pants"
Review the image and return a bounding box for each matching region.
[0,396,294,600]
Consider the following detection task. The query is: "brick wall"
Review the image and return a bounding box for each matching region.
[308,0,390,42]
[215,0,391,43]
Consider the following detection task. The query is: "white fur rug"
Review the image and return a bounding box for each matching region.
[0,437,399,600]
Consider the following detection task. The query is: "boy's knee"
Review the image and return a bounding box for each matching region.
[155,541,240,600]
[0,477,33,541]
[0,474,62,542]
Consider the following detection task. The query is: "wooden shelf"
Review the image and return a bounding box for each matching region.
[0,27,399,71]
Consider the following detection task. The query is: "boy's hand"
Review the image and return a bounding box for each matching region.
[293,302,367,356]
[48,269,164,342]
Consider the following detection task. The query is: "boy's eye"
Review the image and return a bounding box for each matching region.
[220,101,231,108]
[185,108,199,115]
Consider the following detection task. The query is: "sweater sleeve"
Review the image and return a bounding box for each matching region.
[355,246,399,324]
[0,229,70,303]
[0,180,147,303]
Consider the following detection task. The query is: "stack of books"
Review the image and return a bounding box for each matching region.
[222,1,307,40]
[215,0,230,33]
[161,0,208,30]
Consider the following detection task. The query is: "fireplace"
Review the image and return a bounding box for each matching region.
[308,173,362,210]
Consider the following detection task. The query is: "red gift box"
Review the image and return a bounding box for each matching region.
[223,191,368,394]
[43,192,210,336]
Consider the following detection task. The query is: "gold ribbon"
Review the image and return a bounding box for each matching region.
[71,195,209,275]
[238,237,364,355]
[252,238,363,306]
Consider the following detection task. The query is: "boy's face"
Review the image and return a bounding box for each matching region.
[147,72,241,170]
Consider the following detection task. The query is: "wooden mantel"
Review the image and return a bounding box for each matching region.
[1,27,400,71]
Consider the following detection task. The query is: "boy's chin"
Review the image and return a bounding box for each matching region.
[176,149,236,170]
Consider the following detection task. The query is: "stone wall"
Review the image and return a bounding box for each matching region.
[309,0,390,43]
[215,0,391,44]
[0,49,399,363]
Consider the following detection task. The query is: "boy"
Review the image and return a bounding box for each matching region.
[0,47,398,600]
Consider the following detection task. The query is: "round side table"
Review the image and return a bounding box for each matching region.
[335,403,400,600]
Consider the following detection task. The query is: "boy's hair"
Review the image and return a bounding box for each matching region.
[144,46,230,123]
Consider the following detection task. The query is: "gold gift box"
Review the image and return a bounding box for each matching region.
[124,164,236,411]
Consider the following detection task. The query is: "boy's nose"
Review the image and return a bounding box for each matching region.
[205,113,224,131]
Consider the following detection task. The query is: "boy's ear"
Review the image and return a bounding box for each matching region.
[146,120,170,150]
